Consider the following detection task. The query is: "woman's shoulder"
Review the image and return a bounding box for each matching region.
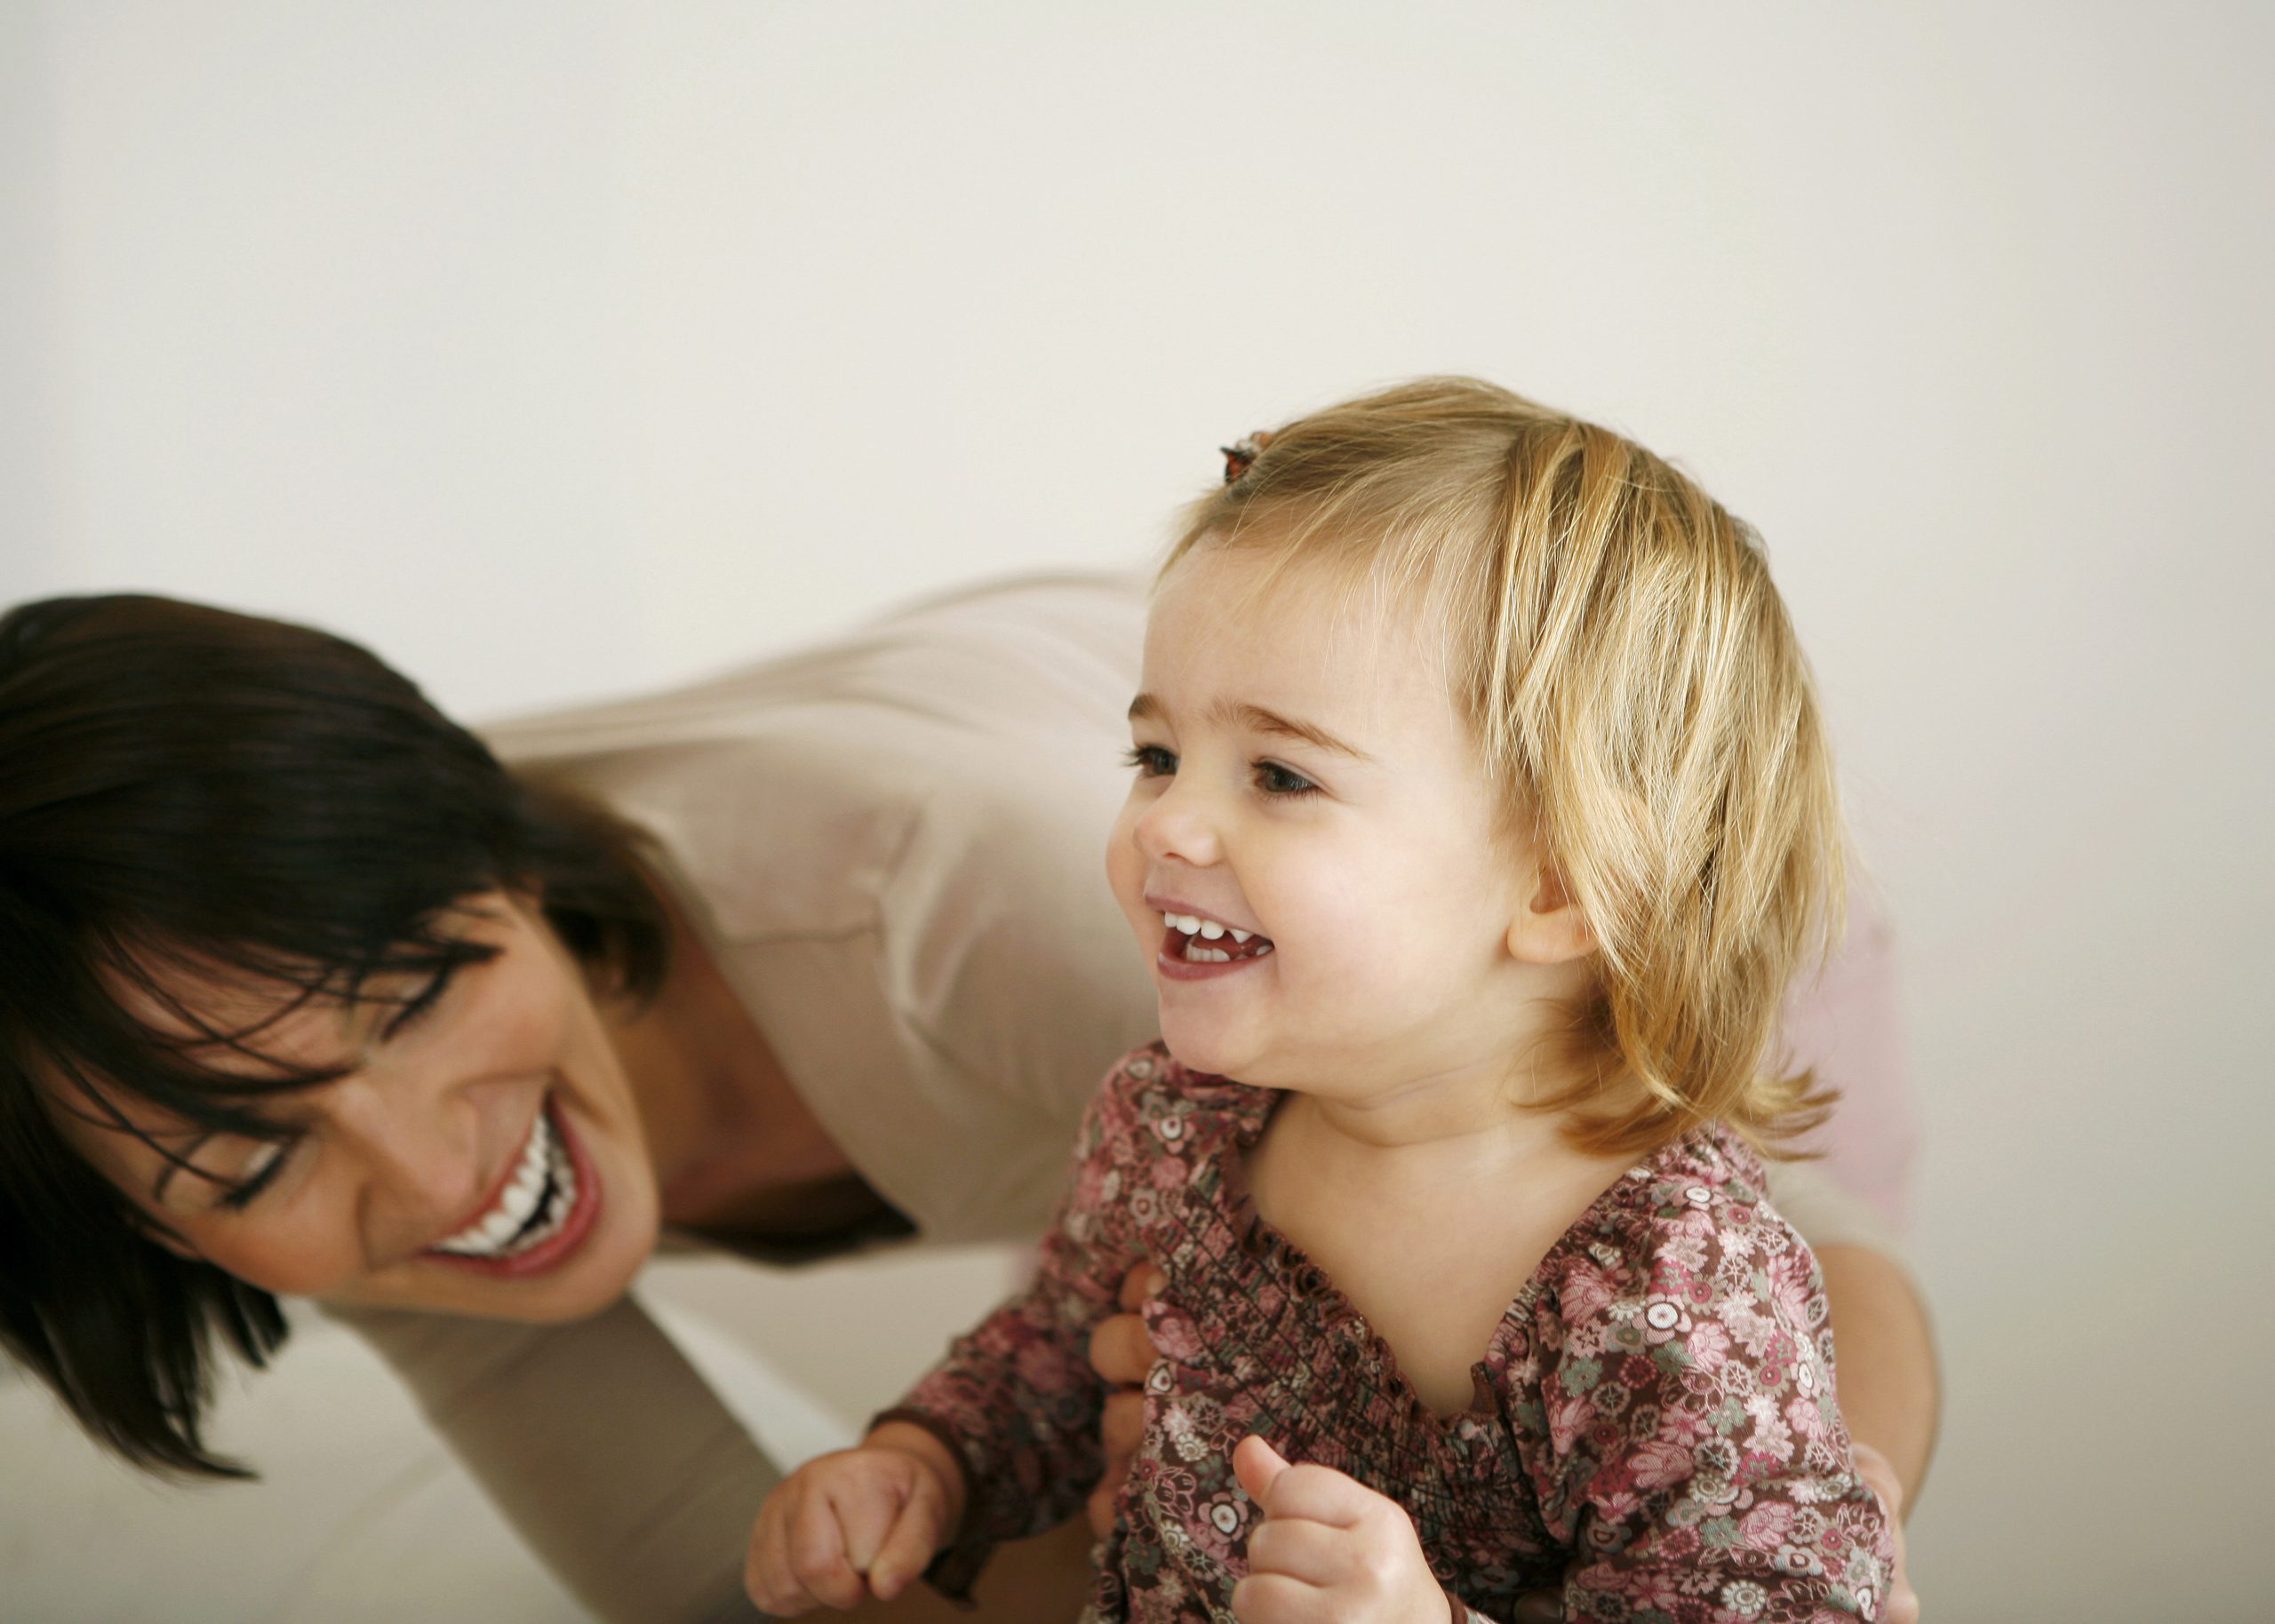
[485,572,1149,948]
[482,571,1144,768]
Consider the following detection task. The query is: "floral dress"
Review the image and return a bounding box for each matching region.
[882,1045,1892,1624]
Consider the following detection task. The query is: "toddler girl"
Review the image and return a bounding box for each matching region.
[746,379,1894,1624]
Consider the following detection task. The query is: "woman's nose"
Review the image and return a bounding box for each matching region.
[324,1073,480,1235]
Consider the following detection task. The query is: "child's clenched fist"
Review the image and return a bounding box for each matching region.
[746,1421,966,1616]
[1229,1436,1449,1624]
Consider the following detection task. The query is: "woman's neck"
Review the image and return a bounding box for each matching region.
[603,896,855,1229]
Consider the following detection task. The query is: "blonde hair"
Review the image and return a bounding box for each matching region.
[1167,378,1845,1158]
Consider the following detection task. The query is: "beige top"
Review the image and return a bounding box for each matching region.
[330,573,1907,1624]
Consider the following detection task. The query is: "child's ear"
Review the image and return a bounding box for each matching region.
[1505,858,1596,966]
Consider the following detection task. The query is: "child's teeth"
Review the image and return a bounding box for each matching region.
[1229,928,1251,943]
[1198,920,1225,940]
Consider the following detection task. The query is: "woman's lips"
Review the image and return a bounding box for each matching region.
[422,1097,604,1279]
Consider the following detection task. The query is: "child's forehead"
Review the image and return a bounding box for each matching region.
[1153,543,1449,673]
[1145,545,1464,732]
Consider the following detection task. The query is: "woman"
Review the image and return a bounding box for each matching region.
[0,577,1933,1623]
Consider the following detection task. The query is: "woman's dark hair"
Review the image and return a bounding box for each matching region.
[0,593,670,1477]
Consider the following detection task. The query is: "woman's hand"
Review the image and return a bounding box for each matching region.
[1852,1439,1920,1624]
[1227,1437,1445,1624]
[1086,1260,1169,1537]
[746,1422,965,1616]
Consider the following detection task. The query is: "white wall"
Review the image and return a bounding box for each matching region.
[7,3,2270,1618]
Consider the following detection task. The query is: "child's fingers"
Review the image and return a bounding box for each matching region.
[822,1475,900,1582]
[1230,1434,1290,1508]
[1242,1514,1353,1587]
[866,1477,949,1601]
[1234,1437,1376,1530]
[784,1491,868,1611]
[746,1513,809,1617]
[1230,1569,1327,1624]
[748,1487,827,1617]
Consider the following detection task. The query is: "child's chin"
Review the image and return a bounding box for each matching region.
[1159,1023,1244,1080]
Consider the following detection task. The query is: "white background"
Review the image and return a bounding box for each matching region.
[4,3,2271,1619]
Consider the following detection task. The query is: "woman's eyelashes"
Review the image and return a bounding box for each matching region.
[380,961,462,1040]
[218,1138,293,1211]
[1123,743,1321,799]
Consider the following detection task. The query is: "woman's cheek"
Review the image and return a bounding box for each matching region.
[198,1214,362,1299]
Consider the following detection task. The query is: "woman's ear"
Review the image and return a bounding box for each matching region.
[1505,858,1596,966]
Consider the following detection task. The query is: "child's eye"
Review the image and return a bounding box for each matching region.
[1123,744,1177,778]
[1254,760,1320,798]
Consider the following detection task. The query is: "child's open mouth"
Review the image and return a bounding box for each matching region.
[1160,911,1274,965]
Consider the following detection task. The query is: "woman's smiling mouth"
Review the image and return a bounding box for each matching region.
[423,1095,603,1277]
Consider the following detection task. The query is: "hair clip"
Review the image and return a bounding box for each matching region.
[1220,431,1274,486]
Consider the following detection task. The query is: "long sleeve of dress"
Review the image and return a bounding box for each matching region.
[880,1060,1153,1598]
[326,1294,777,1624]
[1521,1162,1894,1624]
[1778,885,1919,1236]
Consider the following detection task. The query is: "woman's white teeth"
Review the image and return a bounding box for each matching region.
[1197,919,1225,939]
[1228,928,1251,943]
[432,1110,577,1258]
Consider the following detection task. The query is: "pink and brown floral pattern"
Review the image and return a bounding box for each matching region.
[884,1045,1891,1623]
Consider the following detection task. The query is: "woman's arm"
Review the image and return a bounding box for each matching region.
[1816,1242,1939,1507]
[1777,885,1939,1508]
[328,1294,776,1624]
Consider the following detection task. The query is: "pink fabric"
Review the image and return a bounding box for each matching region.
[1780,888,1919,1233]
[891,1046,1893,1624]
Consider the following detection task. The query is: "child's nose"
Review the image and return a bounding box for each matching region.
[1137,778,1223,867]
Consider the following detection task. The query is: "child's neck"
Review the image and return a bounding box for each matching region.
[1271,1068,1576,1192]
[1244,1065,1634,1417]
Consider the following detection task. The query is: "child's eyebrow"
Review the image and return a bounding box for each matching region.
[1225,702,1373,760]
[1127,693,1373,761]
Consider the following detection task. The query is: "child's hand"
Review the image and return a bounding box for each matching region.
[1228,1435,1447,1624]
[745,1422,966,1616]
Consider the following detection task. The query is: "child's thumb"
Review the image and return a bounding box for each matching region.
[866,1485,947,1602]
[1232,1433,1290,1511]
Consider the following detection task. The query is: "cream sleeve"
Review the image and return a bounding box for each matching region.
[1758,1155,1907,1264]
[324,1295,773,1624]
